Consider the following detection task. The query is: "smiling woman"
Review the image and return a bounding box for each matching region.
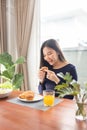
[38,39,78,99]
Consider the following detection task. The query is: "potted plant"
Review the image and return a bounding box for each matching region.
[55,72,87,120]
[0,52,25,90]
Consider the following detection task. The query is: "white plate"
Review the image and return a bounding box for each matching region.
[0,88,12,98]
[17,94,43,102]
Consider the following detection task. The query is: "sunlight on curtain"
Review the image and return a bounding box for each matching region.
[7,0,17,60]
[28,0,40,93]
[14,0,36,90]
[6,0,40,91]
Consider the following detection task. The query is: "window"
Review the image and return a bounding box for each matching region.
[40,0,87,84]
[40,0,87,49]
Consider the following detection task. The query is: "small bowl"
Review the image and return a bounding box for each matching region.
[0,88,12,98]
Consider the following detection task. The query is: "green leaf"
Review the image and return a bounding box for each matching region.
[15,57,25,64]
[0,52,25,89]
[0,81,13,89]
[57,87,79,98]
[84,83,87,91]
[71,81,80,92]
[0,52,14,69]
[1,67,15,80]
[12,74,24,89]
[63,72,72,83]
[55,72,80,98]
[55,83,68,90]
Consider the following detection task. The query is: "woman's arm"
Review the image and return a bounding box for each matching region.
[38,82,46,94]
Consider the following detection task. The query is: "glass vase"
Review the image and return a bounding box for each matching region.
[75,102,87,120]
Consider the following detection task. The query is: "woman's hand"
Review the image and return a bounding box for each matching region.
[38,69,46,83]
[46,70,60,84]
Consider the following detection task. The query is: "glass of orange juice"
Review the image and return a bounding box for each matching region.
[43,90,55,106]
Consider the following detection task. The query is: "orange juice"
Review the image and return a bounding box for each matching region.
[43,90,55,106]
[43,95,54,106]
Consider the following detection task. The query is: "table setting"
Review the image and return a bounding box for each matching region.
[6,90,63,111]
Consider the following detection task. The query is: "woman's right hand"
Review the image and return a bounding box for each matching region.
[38,69,46,83]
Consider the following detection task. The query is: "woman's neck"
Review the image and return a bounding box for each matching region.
[53,61,69,69]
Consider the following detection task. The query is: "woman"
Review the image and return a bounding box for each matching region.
[38,39,78,99]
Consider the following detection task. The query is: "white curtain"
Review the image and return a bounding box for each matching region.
[28,0,40,93]
[7,0,17,60]
[6,0,40,92]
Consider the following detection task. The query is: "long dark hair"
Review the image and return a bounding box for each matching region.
[40,39,66,68]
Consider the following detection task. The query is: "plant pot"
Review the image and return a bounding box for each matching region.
[75,102,87,120]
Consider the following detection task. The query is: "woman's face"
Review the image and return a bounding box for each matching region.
[43,47,59,66]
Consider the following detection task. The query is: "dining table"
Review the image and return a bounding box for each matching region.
[0,90,87,130]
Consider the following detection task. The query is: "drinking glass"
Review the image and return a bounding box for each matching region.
[43,90,55,106]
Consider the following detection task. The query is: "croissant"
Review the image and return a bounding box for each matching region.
[40,66,48,72]
[19,90,34,100]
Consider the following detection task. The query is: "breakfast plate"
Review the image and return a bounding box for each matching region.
[0,88,12,98]
[17,94,43,102]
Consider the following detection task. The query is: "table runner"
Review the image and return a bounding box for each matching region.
[7,97,63,111]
